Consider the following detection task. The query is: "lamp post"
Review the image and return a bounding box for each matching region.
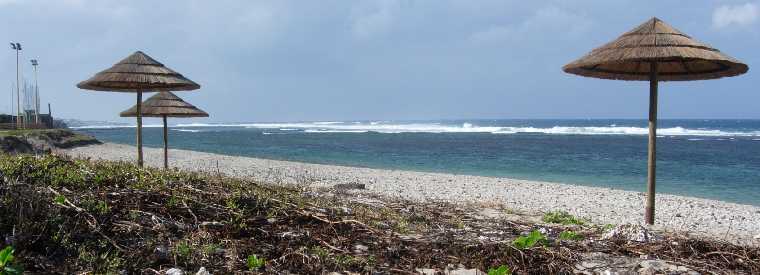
[9,42,22,129]
[30,59,39,124]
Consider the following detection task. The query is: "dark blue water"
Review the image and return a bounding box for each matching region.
[75,119,760,206]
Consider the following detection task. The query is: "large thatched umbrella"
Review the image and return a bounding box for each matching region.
[563,17,748,224]
[77,51,200,167]
[120,92,208,169]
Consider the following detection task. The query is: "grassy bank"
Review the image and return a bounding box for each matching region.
[0,153,758,274]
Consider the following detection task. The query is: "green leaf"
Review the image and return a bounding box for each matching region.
[247,254,266,270]
[4,265,22,275]
[512,230,547,249]
[0,246,14,265]
[487,265,511,275]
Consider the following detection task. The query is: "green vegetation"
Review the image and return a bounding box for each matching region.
[512,230,548,249]
[174,241,192,260]
[247,255,266,270]
[0,246,22,275]
[487,265,511,275]
[53,194,66,204]
[1,153,756,273]
[542,211,585,225]
[558,230,584,241]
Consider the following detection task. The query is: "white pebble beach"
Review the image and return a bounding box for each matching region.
[65,142,760,246]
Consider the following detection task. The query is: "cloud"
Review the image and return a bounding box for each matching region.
[712,2,759,28]
[349,0,402,39]
[469,5,591,44]
[0,0,18,6]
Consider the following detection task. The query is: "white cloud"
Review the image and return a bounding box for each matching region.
[469,6,591,44]
[712,2,759,28]
[349,0,401,39]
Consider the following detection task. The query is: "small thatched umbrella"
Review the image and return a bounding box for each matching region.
[120,92,208,169]
[77,51,200,167]
[563,17,748,224]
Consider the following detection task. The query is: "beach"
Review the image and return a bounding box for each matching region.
[66,142,760,246]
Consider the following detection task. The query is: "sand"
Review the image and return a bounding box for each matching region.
[65,143,760,246]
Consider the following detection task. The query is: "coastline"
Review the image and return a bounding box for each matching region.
[64,142,760,246]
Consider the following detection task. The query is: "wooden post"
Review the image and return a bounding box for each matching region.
[136,91,144,167]
[163,115,168,170]
[645,62,658,225]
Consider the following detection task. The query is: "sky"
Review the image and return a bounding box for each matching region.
[0,0,759,123]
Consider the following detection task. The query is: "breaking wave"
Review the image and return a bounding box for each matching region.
[71,122,760,137]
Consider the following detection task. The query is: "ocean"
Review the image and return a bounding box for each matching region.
[74,119,760,206]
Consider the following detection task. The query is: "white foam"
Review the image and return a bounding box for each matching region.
[173,129,201,133]
[71,124,164,129]
[304,129,369,133]
[72,121,760,137]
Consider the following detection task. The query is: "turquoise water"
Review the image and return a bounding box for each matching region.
[76,119,760,206]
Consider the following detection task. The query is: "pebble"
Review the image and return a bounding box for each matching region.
[195,267,211,275]
[353,244,369,253]
[67,143,760,245]
[166,268,184,275]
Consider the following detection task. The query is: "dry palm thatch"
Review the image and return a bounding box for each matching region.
[563,17,748,81]
[77,51,200,92]
[119,92,208,118]
[120,92,208,169]
[562,17,748,226]
[76,51,201,167]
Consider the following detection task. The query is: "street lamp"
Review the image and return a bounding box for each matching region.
[9,42,22,128]
[30,59,39,124]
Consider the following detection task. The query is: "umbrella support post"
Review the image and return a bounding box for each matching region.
[645,62,658,225]
[136,91,144,167]
[163,115,168,170]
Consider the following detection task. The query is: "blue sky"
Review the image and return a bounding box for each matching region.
[0,0,758,123]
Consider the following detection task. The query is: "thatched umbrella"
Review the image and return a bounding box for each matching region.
[120,92,208,169]
[77,51,200,167]
[563,17,748,224]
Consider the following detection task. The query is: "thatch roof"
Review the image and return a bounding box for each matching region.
[77,51,200,92]
[120,92,208,118]
[563,17,748,81]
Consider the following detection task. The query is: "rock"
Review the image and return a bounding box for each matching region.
[637,260,696,275]
[602,224,661,243]
[337,206,352,215]
[754,233,760,240]
[575,252,639,275]
[447,269,485,275]
[200,221,224,228]
[638,260,666,270]
[195,267,211,275]
[353,244,369,254]
[166,268,184,275]
[154,245,169,260]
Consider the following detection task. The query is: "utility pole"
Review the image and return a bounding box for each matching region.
[9,42,22,129]
[31,59,39,124]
